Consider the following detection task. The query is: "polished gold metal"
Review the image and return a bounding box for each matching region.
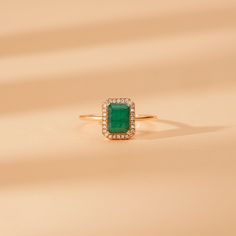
[79,114,158,121]
[80,98,158,140]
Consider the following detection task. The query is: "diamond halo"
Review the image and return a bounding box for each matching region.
[102,98,135,140]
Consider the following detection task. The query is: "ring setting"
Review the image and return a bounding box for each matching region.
[102,98,135,140]
[80,98,157,140]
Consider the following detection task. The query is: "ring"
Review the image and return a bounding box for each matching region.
[80,98,158,140]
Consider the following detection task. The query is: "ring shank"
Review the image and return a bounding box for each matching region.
[79,114,158,121]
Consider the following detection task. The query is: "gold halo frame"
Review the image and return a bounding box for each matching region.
[102,98,135,140]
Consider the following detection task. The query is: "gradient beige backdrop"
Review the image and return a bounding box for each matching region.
[0,0,236,236]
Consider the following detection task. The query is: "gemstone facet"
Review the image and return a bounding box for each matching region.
[108,104,130,134]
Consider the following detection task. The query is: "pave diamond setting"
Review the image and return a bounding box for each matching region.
[102,98,135,140]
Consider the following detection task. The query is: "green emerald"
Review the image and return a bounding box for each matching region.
[108,104,130,133]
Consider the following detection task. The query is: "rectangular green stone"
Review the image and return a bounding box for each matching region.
[108,104,130,133]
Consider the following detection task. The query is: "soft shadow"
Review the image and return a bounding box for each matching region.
[0,7,235,57]
[0,119,228,189]
[136,119,227,140]
[0,54,235,116]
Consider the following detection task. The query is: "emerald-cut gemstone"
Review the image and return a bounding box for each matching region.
[108,104,130,133]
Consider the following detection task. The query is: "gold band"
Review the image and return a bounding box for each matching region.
[80,114,158,121]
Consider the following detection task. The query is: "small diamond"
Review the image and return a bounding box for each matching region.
[103,98,136,140]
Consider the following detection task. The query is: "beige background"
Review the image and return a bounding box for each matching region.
[0,0,236,235]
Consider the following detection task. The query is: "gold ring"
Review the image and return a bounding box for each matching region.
[80,98,158,140]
